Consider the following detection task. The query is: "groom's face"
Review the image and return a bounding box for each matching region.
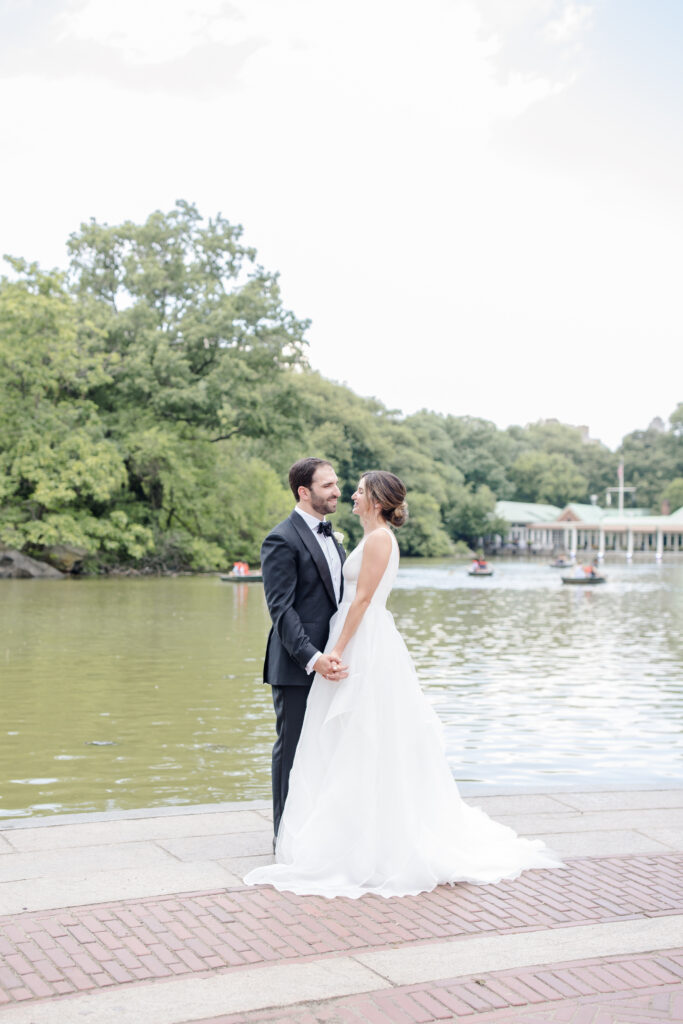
[305,465,341,517]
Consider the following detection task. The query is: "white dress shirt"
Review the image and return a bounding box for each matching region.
[294,506,342,673]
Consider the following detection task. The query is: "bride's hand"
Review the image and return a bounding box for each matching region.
[328,648,348,682]
[317,651,348,681]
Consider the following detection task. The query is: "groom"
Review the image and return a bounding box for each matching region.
[261,457,348,843]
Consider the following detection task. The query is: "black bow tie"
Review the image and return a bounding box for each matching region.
[317,521,333,537]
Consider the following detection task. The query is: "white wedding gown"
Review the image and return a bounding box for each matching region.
[244,528,563,899]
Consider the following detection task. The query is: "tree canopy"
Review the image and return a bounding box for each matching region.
[1,203,681,570]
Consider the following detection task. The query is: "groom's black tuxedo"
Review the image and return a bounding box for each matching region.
[262,511,345,687]
[261,510,346,836]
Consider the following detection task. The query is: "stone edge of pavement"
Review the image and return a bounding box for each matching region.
[3,783,683,831]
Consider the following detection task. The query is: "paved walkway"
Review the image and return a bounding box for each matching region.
[1,788,682,1022]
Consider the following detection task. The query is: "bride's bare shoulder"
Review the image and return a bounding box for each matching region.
[363,528,394,556]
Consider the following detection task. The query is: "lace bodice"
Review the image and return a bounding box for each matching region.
[341,527,399,607]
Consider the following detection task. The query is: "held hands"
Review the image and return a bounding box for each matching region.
[317,649,348,682]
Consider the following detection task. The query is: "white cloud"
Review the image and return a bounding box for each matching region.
[1,0,681,449]
[55,0,245,62]
[544,2,593,43]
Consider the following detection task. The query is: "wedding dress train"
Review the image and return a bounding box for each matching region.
[244,528,563,899]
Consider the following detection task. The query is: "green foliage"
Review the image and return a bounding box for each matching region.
[443,485,507,549]
[444,415,520,497]
[1,203,305,569]
[659,478,683,514]
[518,421,616,499]
[1,203,681,570]
[398,494,453,557]
[0,265,151,561]
[509,450,589,507]
[669,403,683,436]
[67,201,308,444]
[617,423,683,509]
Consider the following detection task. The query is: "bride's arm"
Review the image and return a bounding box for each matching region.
[328,529,392,660]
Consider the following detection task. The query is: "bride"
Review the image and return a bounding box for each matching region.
[244,470,563,899]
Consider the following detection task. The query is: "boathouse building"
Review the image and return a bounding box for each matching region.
[495,501,683,557]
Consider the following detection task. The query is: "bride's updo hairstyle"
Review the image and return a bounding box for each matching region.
[362,471,409,528]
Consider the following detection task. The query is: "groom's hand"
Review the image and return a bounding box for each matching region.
[317,653,348,681]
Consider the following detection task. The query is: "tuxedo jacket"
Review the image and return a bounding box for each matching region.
[261,511,346,687]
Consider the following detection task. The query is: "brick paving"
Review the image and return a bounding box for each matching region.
[0,848,682,1020]
[0,852,681,1005]
[199,950,683,1023]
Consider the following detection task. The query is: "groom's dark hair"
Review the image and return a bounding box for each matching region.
[289,458,333,500]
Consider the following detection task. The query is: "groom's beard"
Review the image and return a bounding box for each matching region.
[309,491,338,517]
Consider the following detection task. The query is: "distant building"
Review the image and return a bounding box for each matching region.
[494,501,561,551]
[495,501,683,557]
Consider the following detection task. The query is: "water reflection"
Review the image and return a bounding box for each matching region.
[1,578,275,817]
[393,558,683,789]
[1,558,682,819]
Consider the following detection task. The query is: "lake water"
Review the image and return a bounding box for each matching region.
[1,557,682,819]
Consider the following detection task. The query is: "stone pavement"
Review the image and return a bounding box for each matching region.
[1,788,682,1022]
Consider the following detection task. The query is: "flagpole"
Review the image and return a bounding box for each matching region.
[618,461,624,515]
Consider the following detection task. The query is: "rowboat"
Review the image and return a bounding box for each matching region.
[468,569,494,577]
[561,575,606,585]
[220,572,263,583]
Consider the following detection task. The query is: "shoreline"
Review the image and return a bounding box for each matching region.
[3,780,683,830]
[5,548,683,581]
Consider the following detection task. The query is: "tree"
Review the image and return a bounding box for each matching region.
[0,204,312,568]
[659,478,683,514]
[0,262,152,561]
[399,494,453,556]
[67,201,308,439]
[443,485,508,549]
[519,420,617,501]
[509,451,588,507]
[617,421,682,509]
[64,202,309,566]
[669,403,683,437]
[444,415,520,497]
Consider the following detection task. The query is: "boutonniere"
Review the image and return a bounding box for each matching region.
[333,531,345,546]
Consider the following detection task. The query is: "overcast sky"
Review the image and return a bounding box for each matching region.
[2,0,682,451]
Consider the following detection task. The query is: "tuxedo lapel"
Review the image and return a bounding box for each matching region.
[289,511,338,607]
[331,533,346,601]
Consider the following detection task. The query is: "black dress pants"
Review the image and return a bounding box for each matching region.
[270,684,311,838]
